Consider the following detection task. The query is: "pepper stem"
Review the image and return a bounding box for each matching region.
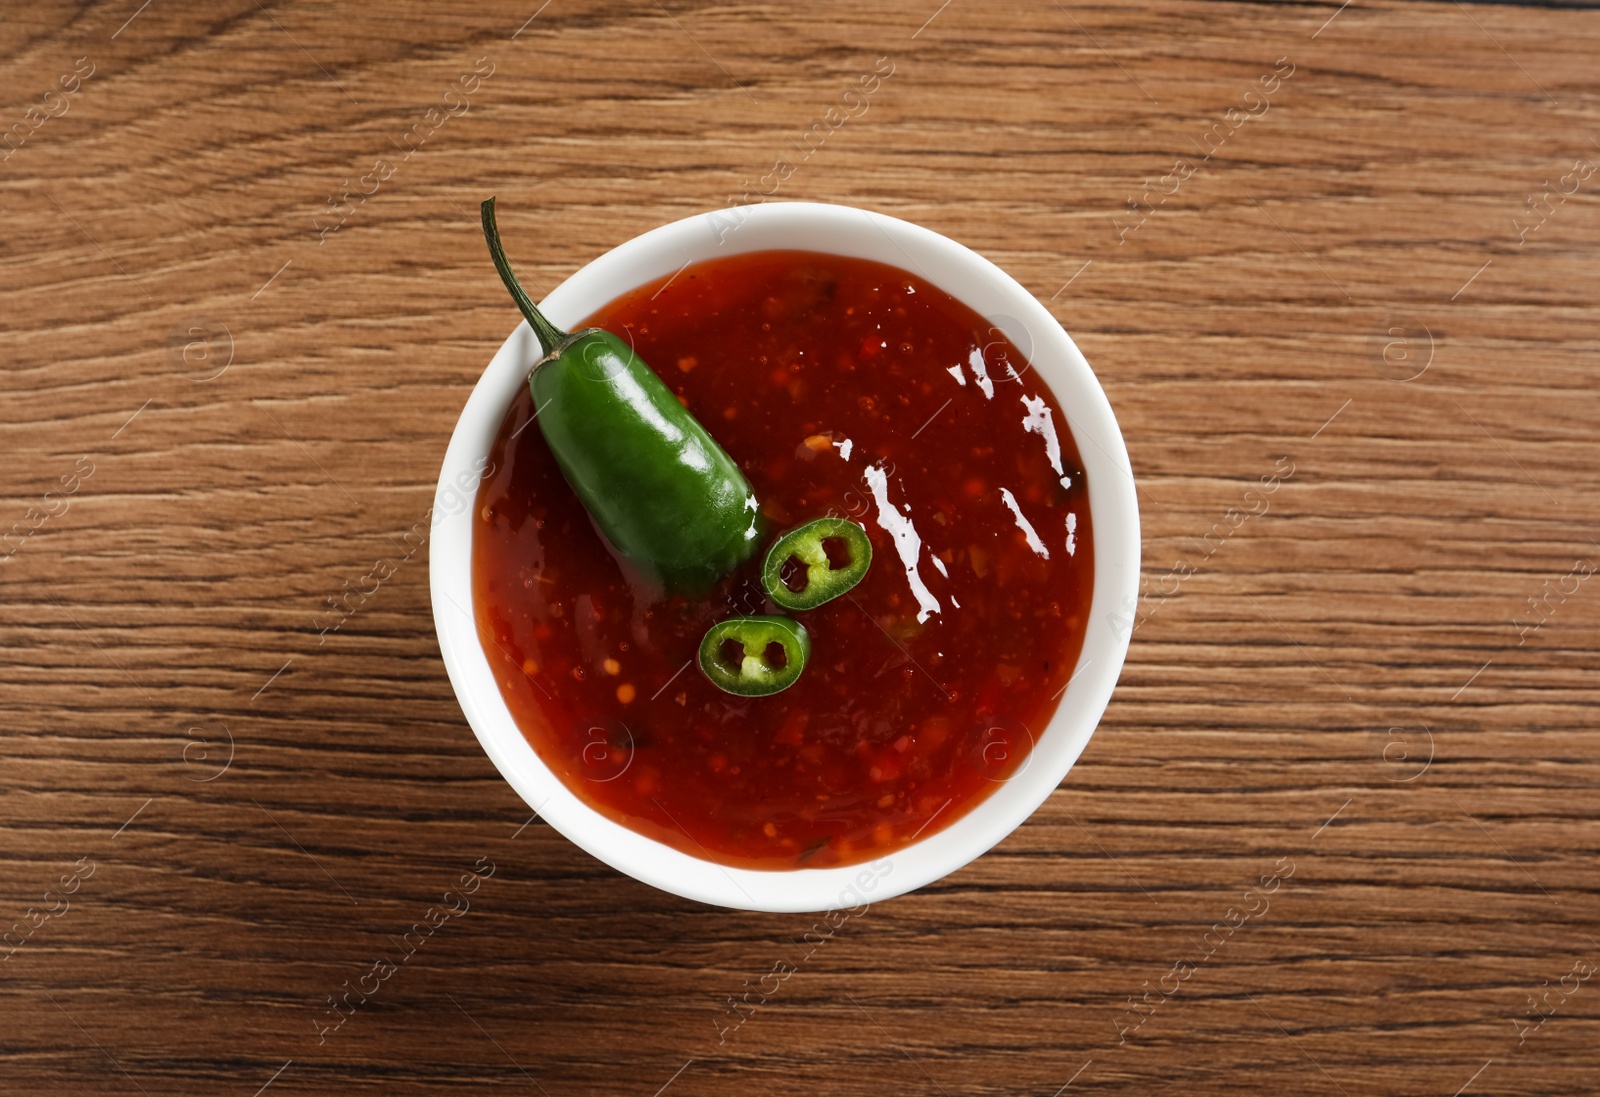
[480,197,568,357]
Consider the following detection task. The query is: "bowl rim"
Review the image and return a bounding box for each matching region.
[429,199,1140,913]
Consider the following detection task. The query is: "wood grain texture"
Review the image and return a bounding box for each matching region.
[2,1,1597,1094]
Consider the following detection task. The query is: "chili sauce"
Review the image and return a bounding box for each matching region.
[472,251,1094,870]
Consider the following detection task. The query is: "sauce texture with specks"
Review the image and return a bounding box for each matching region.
[473,250,1094,870]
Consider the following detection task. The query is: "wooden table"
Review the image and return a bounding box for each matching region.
[4,1,1597,1094]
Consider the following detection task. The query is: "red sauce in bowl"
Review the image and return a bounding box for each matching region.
[472,250,1093,870]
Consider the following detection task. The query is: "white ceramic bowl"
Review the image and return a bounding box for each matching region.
[430,201,1139,913]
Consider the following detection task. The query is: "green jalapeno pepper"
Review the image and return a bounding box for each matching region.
[698,615,811,696]
[761,517,874,611]
[481,197,763,593]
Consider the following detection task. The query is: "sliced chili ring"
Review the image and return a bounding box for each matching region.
[698,615,811,697]
[761,517,874,611]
